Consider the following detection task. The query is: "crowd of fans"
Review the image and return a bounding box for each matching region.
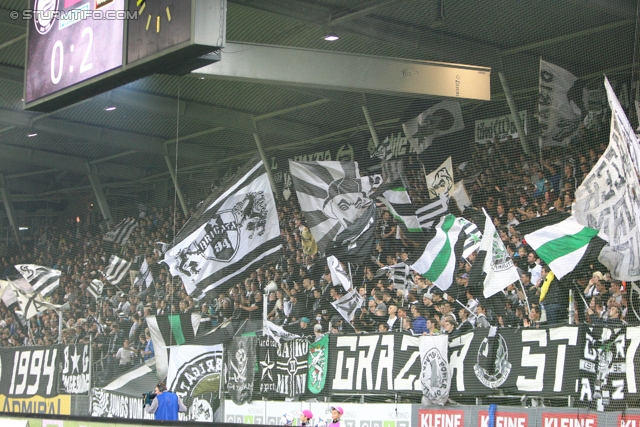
[0,121,628,385]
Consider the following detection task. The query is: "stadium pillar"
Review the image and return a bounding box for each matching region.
[87,163,114,229]
[362,105,380,147]
[0,174,21,251]
[498,72,531,155]
[252,131,279,200]
[164,155,189,217]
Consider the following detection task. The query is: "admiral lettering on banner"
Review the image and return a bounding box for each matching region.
[327,332,422,394]
[289,160,372,253]
[164,160,281,299]
[61,344,90,394]
[448,326,584,396]
[167,344,223,422]
[573,77,640,281]
[419,335,450,406]
[308,335,329,395]
[0,345,60,397]
[225,336,257,405]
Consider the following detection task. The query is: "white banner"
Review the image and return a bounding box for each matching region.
[474,111,527,144]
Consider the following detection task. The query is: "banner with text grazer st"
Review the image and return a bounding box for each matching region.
[326,332,423,395]
[448,326,586,397]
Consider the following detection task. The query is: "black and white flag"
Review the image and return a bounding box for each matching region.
[103,255,131,285]
[134,258,154,289]
[573,77,640,281]
[416,193,449,230]
[424,157,454,200]
[402,100,464,154]
[164,160,281,300]
[327,255,352,291]
[538,59,581,147]
[331,289,364,322]
[87,279,104,301]
[274,338,309,398]
[289,160,372,253]
[61,344,91,394]
[103,218,137,245]
[327,204,377,264]
[225,336,257,405]
[257,335,278,397]
[371,136,393,161]
[11,282,57,319]
[376,263,411,290]
[419,335,450,406]
[15,264,61,297]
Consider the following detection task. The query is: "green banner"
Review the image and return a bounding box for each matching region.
[307,335,329,394]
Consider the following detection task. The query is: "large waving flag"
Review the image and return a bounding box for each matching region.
[517,212,607,280]
[103,218,137,245]
[479,208,520,298]
[379,187,421,233]
[538,59,581,147]
[572,77,640,281]
[403,100,464,154]
[424,157,454,200]
[15,264,61,297]
[326,204,377,264]
[164,159,281,300]
[416,193,449,230]
[289,161,371,253]
[134,258,154,289]
[103,255,131,285]
[146,313,202,381]
[327,255,352,291]
[411,214,463,290]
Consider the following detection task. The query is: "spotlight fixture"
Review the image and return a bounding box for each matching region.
[323,32,339,41]
[27,133,37,137]
[105,106,117,111]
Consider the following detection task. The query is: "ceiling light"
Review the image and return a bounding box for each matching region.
[105,106,117,111]
[18,227,28,231]
[323,32,339,41]
[27,133,37,137]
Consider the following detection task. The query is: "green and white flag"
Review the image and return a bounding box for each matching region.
[308,335,329,395]
[379,187,421,232]
[520,214,601,280]
[480,208,520,298]
[411,214,463,290]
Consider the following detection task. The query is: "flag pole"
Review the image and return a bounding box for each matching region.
[517,278,532,316]
[454,298,478,319]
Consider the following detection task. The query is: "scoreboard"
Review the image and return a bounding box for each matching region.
[24,0,226,112]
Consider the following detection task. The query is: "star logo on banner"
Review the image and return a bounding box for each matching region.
[260,351,274,381]
[71,346,81,373]
[471,233,482,244]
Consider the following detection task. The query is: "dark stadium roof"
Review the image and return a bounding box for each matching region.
[0,0,634,215]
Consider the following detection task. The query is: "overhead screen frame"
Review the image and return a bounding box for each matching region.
[23,0,226,112]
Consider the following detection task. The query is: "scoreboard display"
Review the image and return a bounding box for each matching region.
[24,0,226,112]
[25,0,125,105]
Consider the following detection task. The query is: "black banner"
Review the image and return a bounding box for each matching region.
[61,344,90,394]
[257,335,278,398]
[0,345,61,397]
[225,336,257,405]
[326,332,422,394]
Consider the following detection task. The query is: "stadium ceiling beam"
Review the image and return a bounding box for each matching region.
[0,144,146,181]
[0,108,211,160]
[107,88,321,140]
[87,163,114,228]
[228,0,501,70]
[193,42,492,101]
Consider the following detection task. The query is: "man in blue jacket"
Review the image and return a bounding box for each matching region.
[144,382,187,421]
